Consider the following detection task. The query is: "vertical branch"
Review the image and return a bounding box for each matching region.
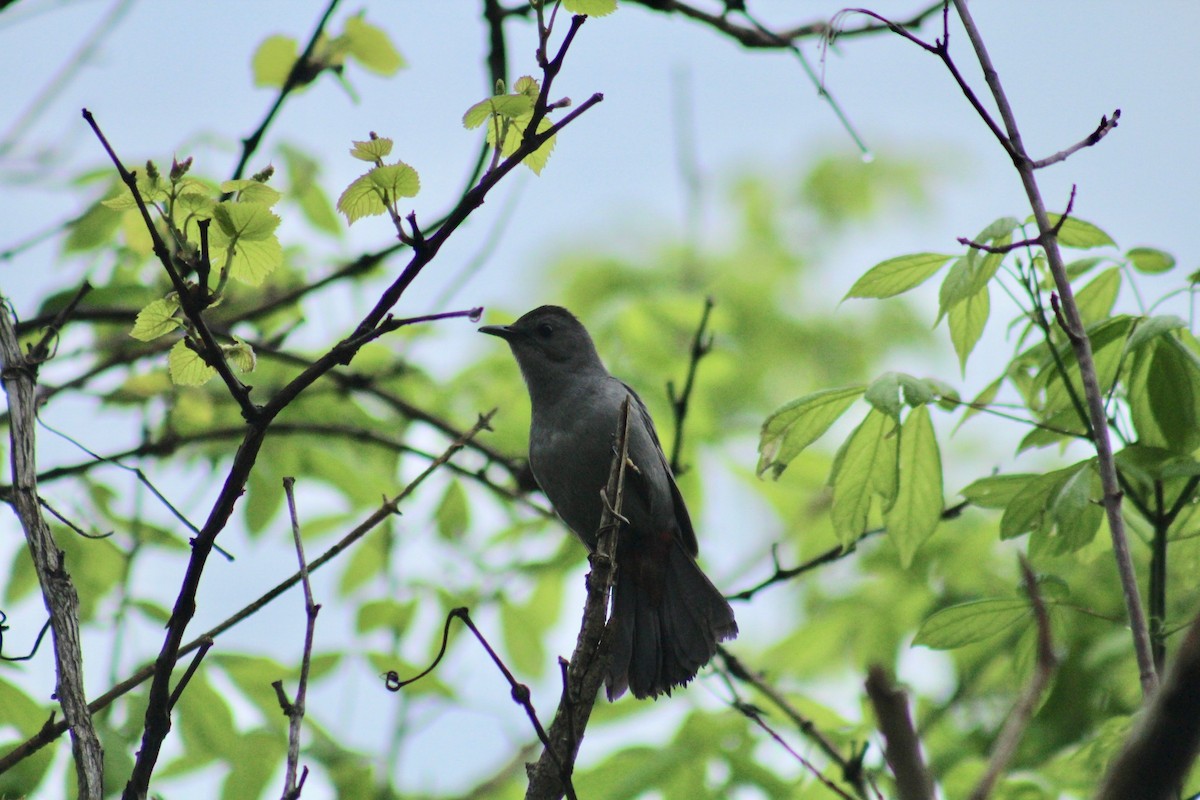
[0,301,105,800]
[865,667,933,800]
[666,296,714,476]
[278,478,319,799]
[949,0,1158,698]
[525,397,633,800]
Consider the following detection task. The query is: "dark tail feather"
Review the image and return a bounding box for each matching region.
[607,540,738,700]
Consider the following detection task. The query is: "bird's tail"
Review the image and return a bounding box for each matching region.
[607,539,738,700]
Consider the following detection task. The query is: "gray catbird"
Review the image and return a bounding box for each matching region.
[481,305,738,699]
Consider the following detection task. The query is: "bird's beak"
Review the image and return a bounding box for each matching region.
[479,324,515,340]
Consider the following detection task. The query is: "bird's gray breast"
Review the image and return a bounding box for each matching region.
[528,377,670,549]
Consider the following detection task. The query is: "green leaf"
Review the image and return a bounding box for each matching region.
[830,408,898,546]
[65,197,122,252]
[1127,315,1187,353]
[223,236,283,286]
[1036,461,1102,556]
[349,136,394,162]
[462,94,535,129]
[1073,266,1121,325]
[1035,213,1116,249]
[1064,256,1105,279]
[1129,336,1200,453]
[252,35,298,88]
[999,465,1077,539]
[913,598,1030,649]
[130,295,182,342]
[343,15,405,75]
[434,480,469,539]
[219,179,282,207]
[563,0,619,16]
[865,372,903,418]
[757,385,865,478]
[948,285,989,372]
[337,162,420,224]
[1126,246,1175,274]
[886,405,943,566]
[168,339,216,386]
[356,598,416,634]
[844,253,953,299]
[488,115,557,174]
[223,339,257,373]
[211,201,280,241]
[280,143,342,236]
[960,473,1036,509]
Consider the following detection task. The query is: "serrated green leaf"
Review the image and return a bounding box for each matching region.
[489,116,557,174]
[1035,213,1116,249]
[252,35,297,89]
[1073,267,1121,325]
[349,136,394,162]
[226,236,283,286]
[513,75,540,98]
[886,405,943,566]
[337,162,420,223]
[948,285,989,372]
[844,253,953,299]
[210,201,280,241]
[219,179,282,207]
[757,385,865,478]
[130,296,182,342]
[563,0,618,15]
[831,408,898,545]
[168,339,216,386]
[914,598,1030,649]
[343,15,405,75]
[1126,246,1175,274]
[462,94,535,129]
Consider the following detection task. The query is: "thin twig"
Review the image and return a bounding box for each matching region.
[667,296,714,476]
[721,647,869,799]
[1031,110,1120,169]
[733,701,856,800]
[228,0,343,185]
[280,477,319,800]
[967,557,1058,800]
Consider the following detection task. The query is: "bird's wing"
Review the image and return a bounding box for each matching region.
[622,381,700,557]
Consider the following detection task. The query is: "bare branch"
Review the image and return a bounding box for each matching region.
[1032,110,1120,170]
[279,477,319,800]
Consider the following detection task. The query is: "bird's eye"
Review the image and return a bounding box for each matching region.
[536,322,554,338]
